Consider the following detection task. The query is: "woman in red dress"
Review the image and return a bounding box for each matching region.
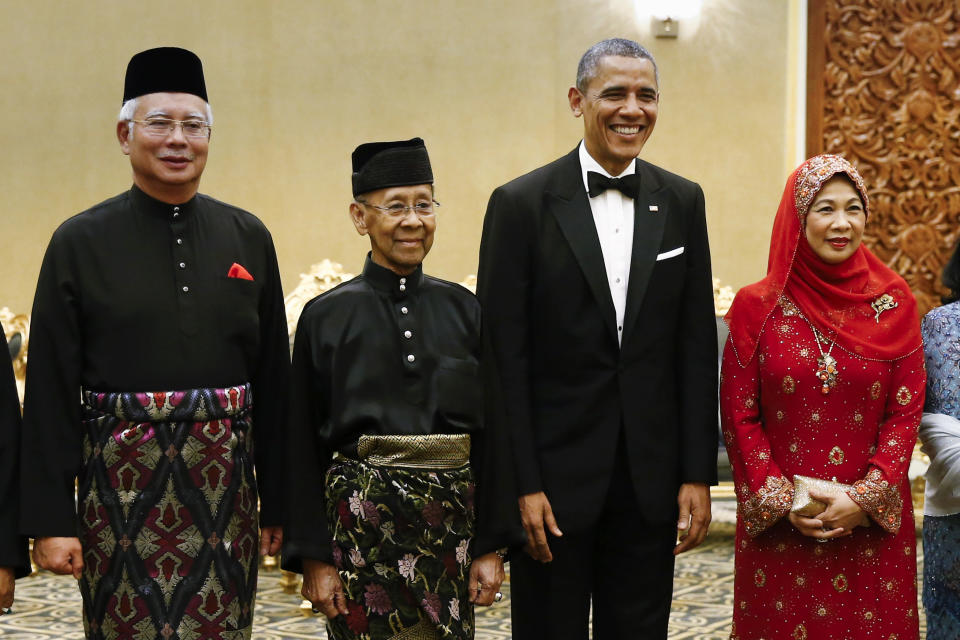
[721,154,924,640]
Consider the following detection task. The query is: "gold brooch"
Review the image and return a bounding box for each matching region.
[871,293,897,323]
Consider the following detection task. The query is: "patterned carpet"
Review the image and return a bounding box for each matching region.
[0,520,927,639]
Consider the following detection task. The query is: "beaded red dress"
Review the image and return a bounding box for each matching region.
[721,155,924,640]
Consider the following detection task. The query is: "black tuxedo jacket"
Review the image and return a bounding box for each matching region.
[477,147,718,531]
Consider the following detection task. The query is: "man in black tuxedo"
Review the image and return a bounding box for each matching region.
[477,38,718,638]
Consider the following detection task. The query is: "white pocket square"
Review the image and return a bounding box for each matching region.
[656,247,684,261]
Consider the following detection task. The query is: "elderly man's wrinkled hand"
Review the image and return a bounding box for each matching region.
[302,559,349,619]
[468,552,505,606]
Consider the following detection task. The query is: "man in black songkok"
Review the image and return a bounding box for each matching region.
[283,138,521,639]
[21,47,289,639]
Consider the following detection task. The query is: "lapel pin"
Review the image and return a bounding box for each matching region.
[649,205,659,212]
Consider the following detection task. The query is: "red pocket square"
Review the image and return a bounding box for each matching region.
[227,263,254,281]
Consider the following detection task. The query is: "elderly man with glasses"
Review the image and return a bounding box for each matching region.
[283,138,520,640]
[21,47,289,639]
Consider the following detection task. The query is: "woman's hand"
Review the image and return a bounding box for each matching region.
[811,488,870,531]
[788,510,848,540]
[468,552,505,606]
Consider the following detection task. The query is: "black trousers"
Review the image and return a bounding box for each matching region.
[510,442,677,639]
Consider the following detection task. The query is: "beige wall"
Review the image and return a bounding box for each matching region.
[1,0,795,314]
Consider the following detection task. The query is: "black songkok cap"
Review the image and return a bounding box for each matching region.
[352,138,433,197]
[122,47,208,104]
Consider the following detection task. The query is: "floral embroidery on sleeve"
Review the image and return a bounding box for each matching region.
[847,467,902,534]
[740,475,794,537]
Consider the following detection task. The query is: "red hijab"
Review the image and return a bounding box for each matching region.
[725,154,921,367]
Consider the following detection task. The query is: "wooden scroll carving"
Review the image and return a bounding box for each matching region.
[809,0,960,313]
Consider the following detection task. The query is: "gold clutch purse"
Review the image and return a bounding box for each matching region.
[791,475,852,517]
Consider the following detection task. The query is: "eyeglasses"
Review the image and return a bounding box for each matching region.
[356,199,440,217]
[130,118,212,138]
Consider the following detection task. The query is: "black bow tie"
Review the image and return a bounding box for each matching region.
[587,171,640,199]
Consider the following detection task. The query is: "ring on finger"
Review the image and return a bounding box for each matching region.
[311,606,321,614]
[494,591,503,603]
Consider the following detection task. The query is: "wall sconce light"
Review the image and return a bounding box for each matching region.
[636,0,704,39]
[653,16,679,38]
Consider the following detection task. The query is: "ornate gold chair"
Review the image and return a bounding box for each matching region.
[0,307,29,407]
[283,260,356,347]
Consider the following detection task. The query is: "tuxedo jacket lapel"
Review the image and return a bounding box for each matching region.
[546,150,618,342]
[621,160,666,344]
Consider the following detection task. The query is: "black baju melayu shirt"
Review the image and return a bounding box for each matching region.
[282,256,521,571]
[20,185,290,537]
[0,325,29,577]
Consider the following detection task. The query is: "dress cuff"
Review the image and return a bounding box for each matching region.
[847,468,902,534]
[739,475,794,537]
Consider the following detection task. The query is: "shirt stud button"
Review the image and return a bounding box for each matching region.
[400,277,407,284]
[399,284,406,292]
[179,262,186,269]
[404,330,413,339]
[401,306,408,315]
[176,238,183,245]
[407,354,415,363]
[182,286,189,293]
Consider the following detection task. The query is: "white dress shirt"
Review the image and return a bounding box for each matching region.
[579,141,635,345]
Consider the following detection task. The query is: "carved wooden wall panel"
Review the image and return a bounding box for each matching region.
[807,0,960,313]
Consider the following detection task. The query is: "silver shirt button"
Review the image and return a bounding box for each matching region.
[407,354,415,363]
[399,284,406,292]
[400,277,407,284]
[401,306,408,315]
[179,262,186,269]
[404,330,413,339]
[176,238,183,245]
[182,286,189,293]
